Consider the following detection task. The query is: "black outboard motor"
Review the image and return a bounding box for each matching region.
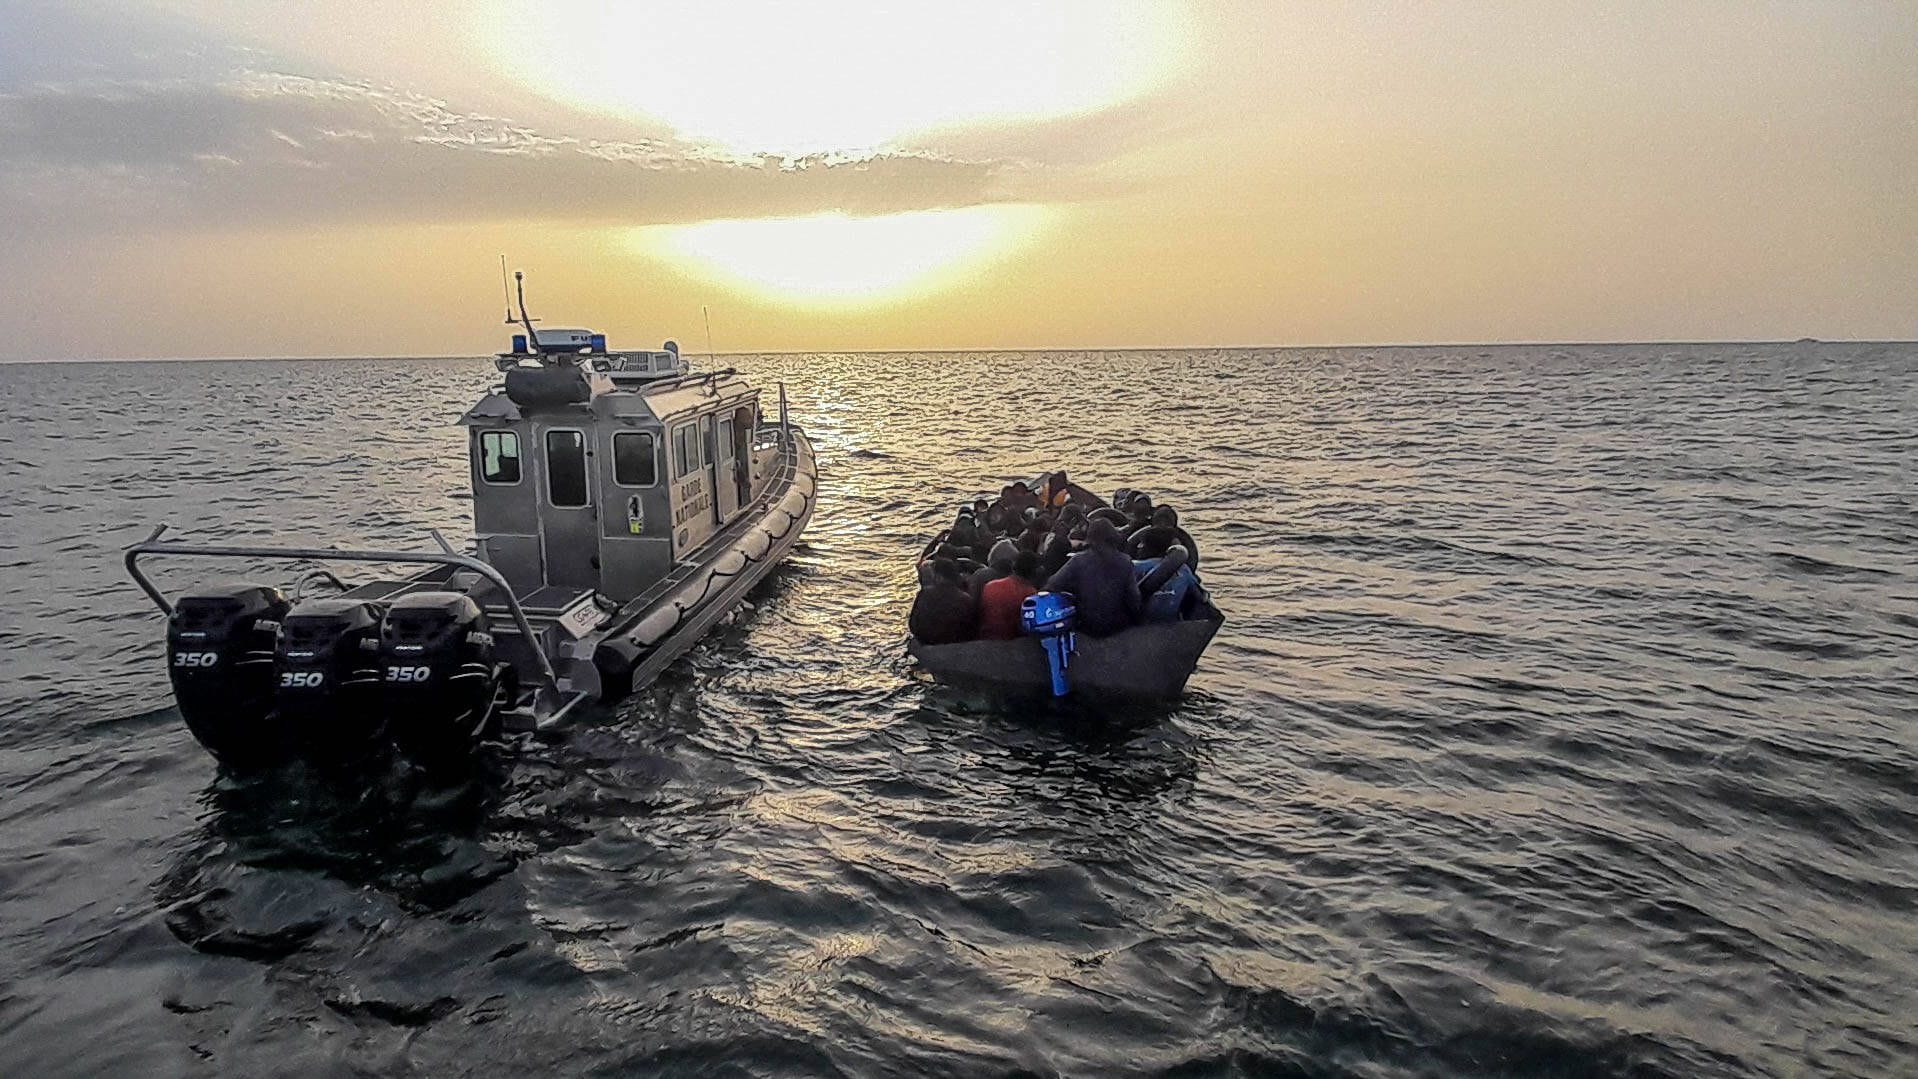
[167,583,289,766]
[378,592,502,765]
[273,598,386,761]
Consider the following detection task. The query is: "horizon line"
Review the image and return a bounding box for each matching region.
[2,337,1910,365]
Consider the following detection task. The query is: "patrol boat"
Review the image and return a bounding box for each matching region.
[125,274,817,768]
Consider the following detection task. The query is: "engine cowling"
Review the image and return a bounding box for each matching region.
[273,598,386,760]
[167,583,289,766]
[378,592,502,764]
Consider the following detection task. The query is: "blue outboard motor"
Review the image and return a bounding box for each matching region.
[1020,591,1078,697]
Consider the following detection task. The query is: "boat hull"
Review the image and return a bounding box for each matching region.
[590,429,817,701]
[908,604,1223,701]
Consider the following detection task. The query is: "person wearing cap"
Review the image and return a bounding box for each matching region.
[1043,518,1142,637]
[967,539,1020,602]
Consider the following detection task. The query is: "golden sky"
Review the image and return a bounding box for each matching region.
[2,1,1913,358]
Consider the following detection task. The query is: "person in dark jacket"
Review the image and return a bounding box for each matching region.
[909,558,977,645]
[1126,505,1200,572]
[1037,506,1086,579]
[1043,519,1141,637]
[985,487,1024,535]
[942,515,992,566]
[1124,492,1156,532]
[1016,512,1053,555]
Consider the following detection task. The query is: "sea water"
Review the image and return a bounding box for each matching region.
[0,344,1912,1075]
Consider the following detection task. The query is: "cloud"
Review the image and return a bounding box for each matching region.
[0,72,1022,234]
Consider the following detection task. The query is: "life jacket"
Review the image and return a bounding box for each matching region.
[1040,481,1069,510]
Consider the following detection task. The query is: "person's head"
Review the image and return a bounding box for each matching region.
[1128,492,1154,518]
[931,558,964,587]
[950,517,978,543]
[1012,481,1030,495]
[988,539,1018,572]
[1086,519,1123,549]
[1013,551,1042,584]
[1030,511,1054,532]
[1153,505,1179,527]
[972,497,990,516]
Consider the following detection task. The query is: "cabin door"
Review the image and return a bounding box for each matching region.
[714,415,741,521]
[731,407,753,505]
[702,414,723,527]
[536,427,600,590]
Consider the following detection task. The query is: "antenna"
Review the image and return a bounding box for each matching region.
[513,270,541,356]
[702,304,715,362]
[499,255,513,324]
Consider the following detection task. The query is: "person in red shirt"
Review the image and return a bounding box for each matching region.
[977,551,1043,640]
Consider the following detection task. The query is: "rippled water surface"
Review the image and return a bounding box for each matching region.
[1,345,1915,1076]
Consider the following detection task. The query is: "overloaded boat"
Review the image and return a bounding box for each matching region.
[125,273,816,769]
[909,611,1223,701]
[905,474,1223,701]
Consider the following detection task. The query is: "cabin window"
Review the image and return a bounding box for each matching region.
[613,431,657,487]
[479,430,521,484]
[672,422,698,480]
[717,418,734,461]
[545,429,589,507]
[700,415,715,468]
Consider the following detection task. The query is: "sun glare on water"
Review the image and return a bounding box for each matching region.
[481,0,1187,155]
[637,205,1046,306]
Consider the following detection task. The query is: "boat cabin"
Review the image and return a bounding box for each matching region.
[459,333,784,604]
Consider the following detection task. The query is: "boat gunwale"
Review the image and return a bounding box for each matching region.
[906,602,1225,701]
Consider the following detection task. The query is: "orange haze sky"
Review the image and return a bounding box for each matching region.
[2,1,1914,359]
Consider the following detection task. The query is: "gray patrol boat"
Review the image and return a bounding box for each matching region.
[125,273,817,769]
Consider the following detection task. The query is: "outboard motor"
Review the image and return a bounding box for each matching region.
[1020,591,1078,697]
[378,592,502,764]
[273,598,386,761]
[167,583,289,766]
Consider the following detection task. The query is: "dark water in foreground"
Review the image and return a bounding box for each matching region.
[1,344,1914,1077]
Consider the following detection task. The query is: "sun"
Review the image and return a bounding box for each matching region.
[633,205,1048,306]
[479,0,1189,155]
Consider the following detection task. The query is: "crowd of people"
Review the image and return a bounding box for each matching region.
[908,470,1207,646]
